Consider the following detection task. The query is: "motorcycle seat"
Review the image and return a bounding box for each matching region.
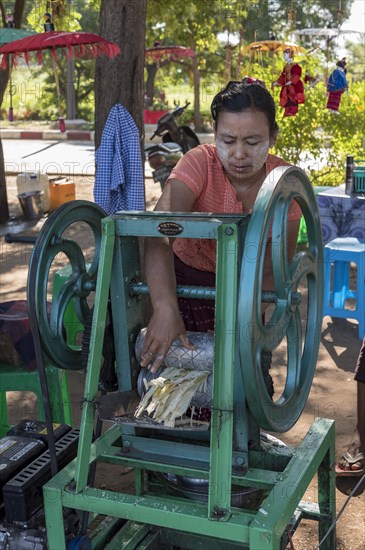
[145,142,182,155]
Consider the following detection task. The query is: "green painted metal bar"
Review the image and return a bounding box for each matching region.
[59,486,253,544]
[129,282,300,305]
[208,224,238,518]
[90,516,124,550]
[134,468,144,496]
[47,425,121,485]
[74,218,116,492]
[43,481,66,550]
[44,425,122,548]
[317,429,336,549]
[114,212,246,240]
[248,418,335,549]
[98,447,281,489]
[116,434,210,463]
[104,521,150,550]
[110,233,142,393]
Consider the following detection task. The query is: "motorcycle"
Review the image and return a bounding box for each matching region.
[145,102,200,190]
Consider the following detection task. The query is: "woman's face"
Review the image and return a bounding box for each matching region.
[214,109,275,184]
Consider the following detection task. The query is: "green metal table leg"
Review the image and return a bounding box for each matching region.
[0,392,9,437]
[134,468,144,496]
[249,418,335,549]
[75,218,116,492]
[208,224,238,517]
[43,481,66,550]
[318,434,336,548]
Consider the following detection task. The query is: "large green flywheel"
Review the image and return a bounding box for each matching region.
[238,166,323,432]
[27,200,106,370]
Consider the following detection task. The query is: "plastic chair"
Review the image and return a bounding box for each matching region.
[53,265,85,346]
[323,237,365,339]
[0,286,75,437]
[0,364,71,437]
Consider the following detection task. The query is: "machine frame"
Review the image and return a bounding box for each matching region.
[40,167,335,549]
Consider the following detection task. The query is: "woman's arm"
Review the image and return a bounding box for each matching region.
[140,179,196,372]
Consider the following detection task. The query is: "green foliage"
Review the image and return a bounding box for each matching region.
[21,0,100,123]
[243,0,354,43]
[274,78,365,186]
[27,1,82,32]
[9,0,364,172]
[345,41,365,81]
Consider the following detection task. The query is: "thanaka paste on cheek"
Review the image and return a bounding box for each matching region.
[216,141,229,164]
[250,140,271,172]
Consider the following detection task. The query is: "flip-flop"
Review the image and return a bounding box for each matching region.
[335,451,365,477]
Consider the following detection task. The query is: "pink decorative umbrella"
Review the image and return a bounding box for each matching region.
[145,45,194,63]
[0,31,121,131]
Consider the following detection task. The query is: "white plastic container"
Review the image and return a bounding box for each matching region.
[16,172,50,212]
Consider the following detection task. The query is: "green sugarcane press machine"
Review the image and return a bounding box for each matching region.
[29,166,335,549]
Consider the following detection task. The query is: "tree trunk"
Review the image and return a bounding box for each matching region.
[0,0,26,224]
[145,63,158,108]
[95,0,147,151]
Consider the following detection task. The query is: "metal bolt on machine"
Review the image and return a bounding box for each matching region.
[28,166,335,549]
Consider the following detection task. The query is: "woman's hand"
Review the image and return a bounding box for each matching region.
[140,304,195,372]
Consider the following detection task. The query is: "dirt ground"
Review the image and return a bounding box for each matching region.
[1,173,364,549]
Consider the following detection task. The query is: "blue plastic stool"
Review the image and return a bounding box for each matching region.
[323,237,365,339]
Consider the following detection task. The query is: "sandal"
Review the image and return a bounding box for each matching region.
[335,451,365,477]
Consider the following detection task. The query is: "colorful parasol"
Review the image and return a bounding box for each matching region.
[0,31,120,67]
[0,31,121,130]
[242,40,305,56]
[145,45,194,63]
[242,40,306,79]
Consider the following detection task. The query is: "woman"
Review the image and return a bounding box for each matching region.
[140,78,302,372]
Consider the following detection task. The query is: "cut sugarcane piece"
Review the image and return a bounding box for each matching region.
[135,367,211,428]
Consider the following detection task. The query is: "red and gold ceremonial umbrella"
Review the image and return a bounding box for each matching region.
[241,40,305,78]
[145,45,194,63]
[0,31,121,131]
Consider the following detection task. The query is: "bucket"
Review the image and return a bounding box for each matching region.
[17,191,44,220]
[16,172,50,211]
[49,179,75,210]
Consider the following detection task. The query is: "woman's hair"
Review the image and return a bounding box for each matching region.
[211,77,278,136]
